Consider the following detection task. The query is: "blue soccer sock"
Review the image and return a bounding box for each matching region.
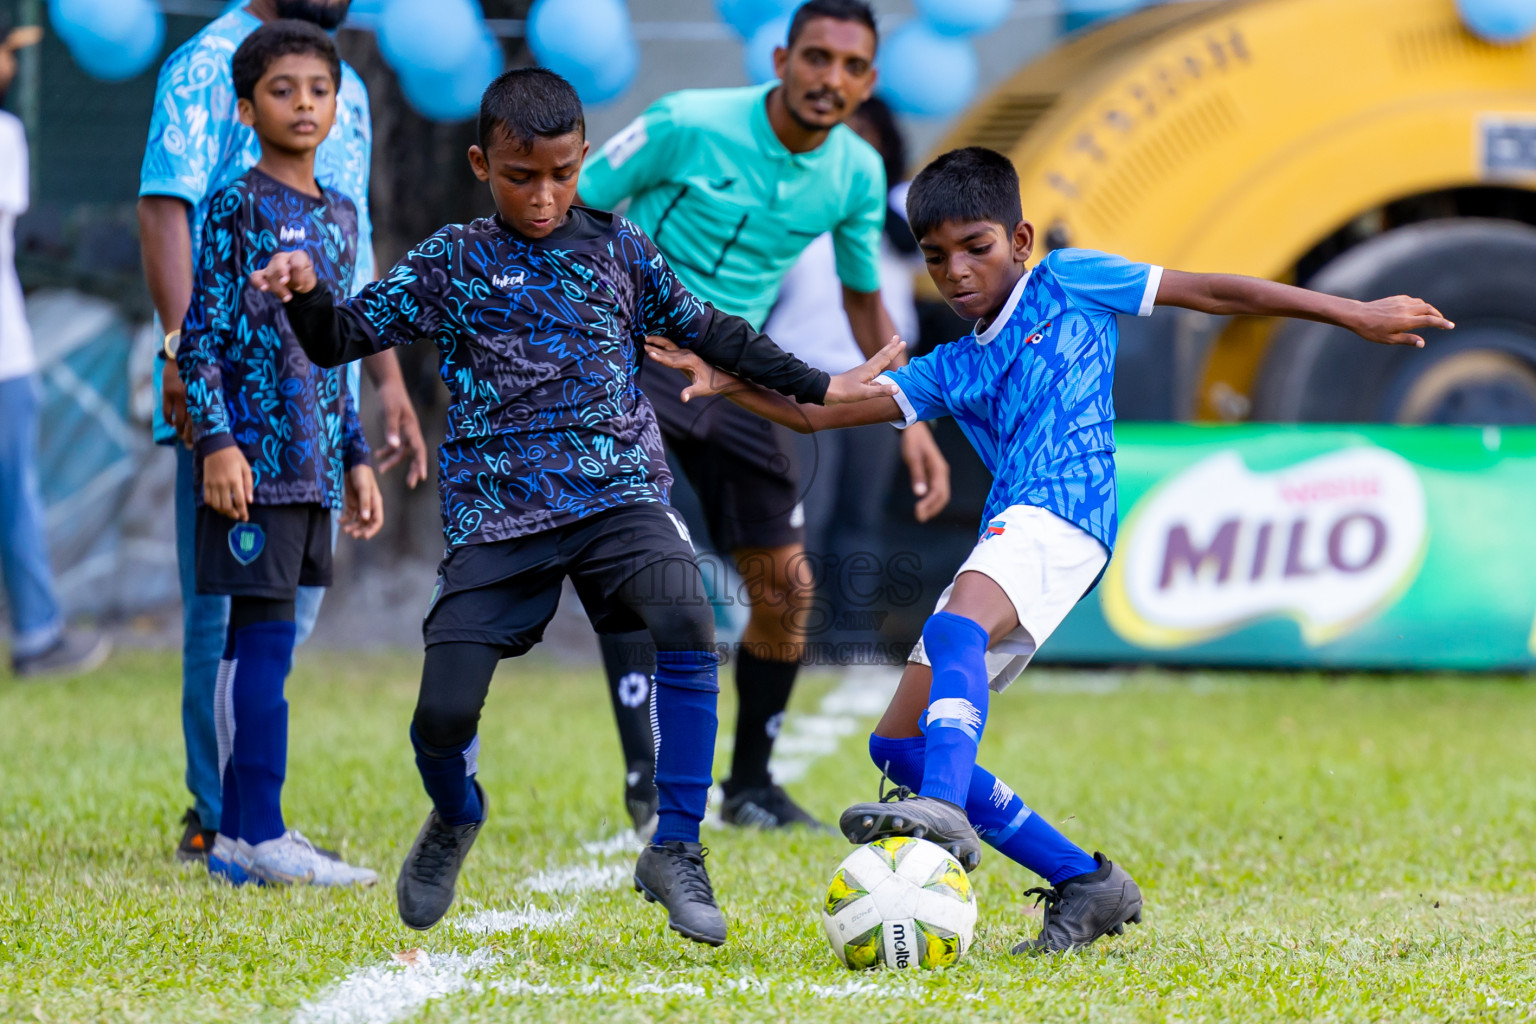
[650,649,719,845]
[411,724,483,826]
[867,733,1096,885]
[917,611,991,806]
[228,619,296,846]
[214,631,240,839]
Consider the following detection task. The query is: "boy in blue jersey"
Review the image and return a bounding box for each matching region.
[251,69,896,944]
[648,145,1453,953]
[178,22,384,888]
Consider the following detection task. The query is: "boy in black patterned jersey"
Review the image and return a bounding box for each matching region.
[253,69,898,943]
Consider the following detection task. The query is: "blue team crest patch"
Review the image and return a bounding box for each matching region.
[229,523,265,565]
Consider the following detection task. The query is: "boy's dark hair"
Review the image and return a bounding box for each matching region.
[906,147,1024,242]
[787,0,878,50]
[232,20,341,102]
[478,68,584,153]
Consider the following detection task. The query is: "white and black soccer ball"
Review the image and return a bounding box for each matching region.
[821,836,978,970]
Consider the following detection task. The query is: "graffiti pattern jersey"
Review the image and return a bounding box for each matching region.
[281,207,830,549]
[179,170,369,510]
[879,248,1163,551]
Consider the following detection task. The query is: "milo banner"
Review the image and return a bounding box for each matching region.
[1045,425,1536,670]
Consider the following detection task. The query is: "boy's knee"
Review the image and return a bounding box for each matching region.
[412,699,480,751]
[921,610,989,656]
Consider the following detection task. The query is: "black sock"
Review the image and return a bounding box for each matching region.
[728,646,798,790]
[599,629,655,782]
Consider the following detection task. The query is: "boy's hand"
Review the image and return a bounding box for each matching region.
[1346,295,1454,347]
[645,337,739,402]
[824,337,904,405]
[203,445,253,522]
[341,464,384,540]
[250,251,319,303]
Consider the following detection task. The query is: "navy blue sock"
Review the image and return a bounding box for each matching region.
[229,620,296,846]
[411,723,483,826]
[215,631,240,839]
[868,733,1096,884]
[917,611,990,806]
[650,649,719,845]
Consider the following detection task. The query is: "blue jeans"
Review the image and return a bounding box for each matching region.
[0,375,63,658]
[174,443,325,825]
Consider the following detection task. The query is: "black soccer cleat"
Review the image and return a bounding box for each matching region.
[1012,852,1143,955]
[839,786,983,872]
[624,761,659,842]
[176,807,216,864]
[720,780,829,832]
[633,841,727,947]
[396,782,487,932]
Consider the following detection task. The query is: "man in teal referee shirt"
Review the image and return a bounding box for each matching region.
[580,0,950,832]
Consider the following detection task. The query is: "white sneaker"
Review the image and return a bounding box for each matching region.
[248,830,379,887]
[208,834,256,886]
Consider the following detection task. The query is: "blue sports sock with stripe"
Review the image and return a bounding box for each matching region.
[411,724,484,826]
[869,734,1097,885]
[228,619,296,846]
[916,611,991,806]
[650,649,719,845]
[215,631,240,839]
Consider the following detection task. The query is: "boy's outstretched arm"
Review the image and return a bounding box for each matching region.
[1156,271,1454,347]
[646,337,907,433]
[250,251,382,367]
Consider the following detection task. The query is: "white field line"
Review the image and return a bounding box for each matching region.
[296,667,899,1024]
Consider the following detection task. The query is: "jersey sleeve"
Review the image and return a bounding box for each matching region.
[139,38,237,203]
[830,150,886,295]
[627,220,712,343]
[1046,248,1163,317]
[877,349,951,428]
[177,188,243,455]
[578,96,684,210]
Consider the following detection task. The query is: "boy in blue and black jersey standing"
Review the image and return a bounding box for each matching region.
[650,145,1453,953]
[252,69,895,945]
[178,21,383,888]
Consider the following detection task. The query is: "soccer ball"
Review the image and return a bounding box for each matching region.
[821,836,978,970]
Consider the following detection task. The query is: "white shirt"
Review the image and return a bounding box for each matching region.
[764,228,920,375]
[0,111,35,382]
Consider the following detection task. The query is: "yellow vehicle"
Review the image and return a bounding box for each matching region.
[933,0,1536,424]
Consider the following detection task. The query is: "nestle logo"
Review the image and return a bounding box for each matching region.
[889,921,912,968]
[493,272,526,290]
[279,224,306,244]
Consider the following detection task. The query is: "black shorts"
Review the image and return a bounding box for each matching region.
[195,503,332,599]
[643,361,806,553]
[423,504,701,654]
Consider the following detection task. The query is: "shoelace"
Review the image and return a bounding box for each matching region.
[876,761,913,804]
[411,823,463,881]
[668,846,716,905]
[1023,884,1064,916]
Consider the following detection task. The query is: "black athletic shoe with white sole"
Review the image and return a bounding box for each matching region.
[839,786,983,872]
[720,780,829,831]
[1013,852,1143,954]
[624,761,659,842]
[396,782,487,931]
[176,807,216,863]
[633,841,727,946]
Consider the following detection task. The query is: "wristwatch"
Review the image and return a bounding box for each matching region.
[162,329,181,361]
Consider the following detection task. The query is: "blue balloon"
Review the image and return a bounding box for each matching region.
[529,0,638,105]
[1457,0,1536,43]
[50,0,163,81]
[399,26,504,122]
[378,0,484,77]
[877,22,977,119]
[744,15,789,84]
[1061,0,1145,32]
[915,0,1010,37]
[715,0,796,39]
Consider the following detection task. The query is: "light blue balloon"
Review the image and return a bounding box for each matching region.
[51,0,163,81]
[744,14,789,84]
[1457,0,1536,43]
[529,0,637,105]
[715,0,796,39]
[399,26,504,122]
[877,22,977,119]
[1062,0,1145,32]
[915,0,1011,37]
[378,0,483,76]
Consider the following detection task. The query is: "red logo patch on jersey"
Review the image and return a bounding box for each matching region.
[1025,321,1051,345]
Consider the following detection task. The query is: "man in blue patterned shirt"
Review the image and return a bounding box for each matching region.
[254,69,899,944]
[137,0,426,863]
[178,21,383,889]
[650,145,1452,955]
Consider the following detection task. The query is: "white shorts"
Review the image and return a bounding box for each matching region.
[908,504,1109,692]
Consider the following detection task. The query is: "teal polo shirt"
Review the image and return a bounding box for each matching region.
[579,83,886,329]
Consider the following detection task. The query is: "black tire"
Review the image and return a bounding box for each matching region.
[1252,218,1536,424]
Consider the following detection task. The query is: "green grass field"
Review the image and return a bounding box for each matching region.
[3,650,1536,1023]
